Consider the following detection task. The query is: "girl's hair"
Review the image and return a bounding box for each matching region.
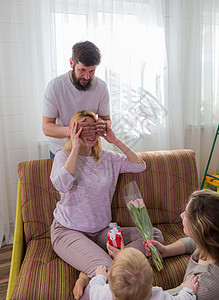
[63,110,102,163]
[187,189,219,264]
[109,248,153,300]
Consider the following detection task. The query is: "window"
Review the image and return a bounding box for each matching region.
[53,1,167,146]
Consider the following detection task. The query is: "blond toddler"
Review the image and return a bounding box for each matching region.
[89,247,198,300]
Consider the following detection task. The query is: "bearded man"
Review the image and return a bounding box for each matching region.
[43,41,111,158]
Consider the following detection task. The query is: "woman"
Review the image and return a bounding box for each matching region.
[50,110,163,299]
[145,189,219,300]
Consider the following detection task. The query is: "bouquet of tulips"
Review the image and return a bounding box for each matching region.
[123,181,163,271]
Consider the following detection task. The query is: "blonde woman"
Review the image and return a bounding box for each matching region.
[50,110,163,299]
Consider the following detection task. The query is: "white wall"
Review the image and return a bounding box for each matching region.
[0,1,46,230]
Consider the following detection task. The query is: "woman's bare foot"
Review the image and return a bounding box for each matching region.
[73,272,90,300]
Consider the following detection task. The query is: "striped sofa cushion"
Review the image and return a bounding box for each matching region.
[112,149,198,226]
[11,239,78,299]
[17,159,59,244]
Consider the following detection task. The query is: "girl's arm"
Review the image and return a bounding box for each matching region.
[145,239,186,258]
[103,124,144,164]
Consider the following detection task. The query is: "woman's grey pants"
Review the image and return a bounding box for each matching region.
[50,218,163,278]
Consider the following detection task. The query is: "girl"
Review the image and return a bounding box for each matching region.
[145,189,219,300]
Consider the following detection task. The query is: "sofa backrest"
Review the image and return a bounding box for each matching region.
[17,149,198,245]
[111,150,198,226]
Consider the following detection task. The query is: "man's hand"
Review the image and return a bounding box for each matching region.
[102,123,118,144]
[77,117,96,139]
[96,118,107,136]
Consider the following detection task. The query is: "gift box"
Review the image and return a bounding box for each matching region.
[107,227,123,249]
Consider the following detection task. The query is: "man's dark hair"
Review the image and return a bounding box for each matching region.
[72,41,101,66]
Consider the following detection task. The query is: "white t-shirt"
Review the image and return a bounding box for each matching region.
[89,274,196,300]
[43,72,110,154]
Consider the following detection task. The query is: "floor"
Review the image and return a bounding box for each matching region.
[0,244,13,300]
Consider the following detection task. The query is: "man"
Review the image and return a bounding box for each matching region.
[43,41,111,158]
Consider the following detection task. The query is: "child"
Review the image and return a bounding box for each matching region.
[145,189,219,300]
[89,247,198,300]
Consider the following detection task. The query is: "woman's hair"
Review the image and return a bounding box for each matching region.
[109,248,153,300]
[72,41,101,66]
[63,110,102,163]
[187,189,219,264]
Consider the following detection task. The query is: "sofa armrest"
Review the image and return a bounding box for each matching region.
[6,180,25,300]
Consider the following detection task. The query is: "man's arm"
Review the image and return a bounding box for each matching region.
[42,116,69,138]
[99,115,112,126]
[43,114,111,138]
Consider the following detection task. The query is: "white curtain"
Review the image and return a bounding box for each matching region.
[0,122,10,246]
[167,0,219,182]
[0,1,47,247]
[0,0,219,247]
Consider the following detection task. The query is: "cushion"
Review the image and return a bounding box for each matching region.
[112,150,198,226]
[18,159,58,244]
[11,239,78,299]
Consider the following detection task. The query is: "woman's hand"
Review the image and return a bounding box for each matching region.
[103,124,144,164]
[103,123,118,144]
[64,122,83,176]
[69,121,83,150]
[106,237,125,258]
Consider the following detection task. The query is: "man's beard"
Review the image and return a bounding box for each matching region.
[71,67,93,91]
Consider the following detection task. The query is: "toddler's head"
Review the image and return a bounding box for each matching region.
[109,247,153,300]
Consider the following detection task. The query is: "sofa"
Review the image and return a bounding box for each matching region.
[7,149,198,299]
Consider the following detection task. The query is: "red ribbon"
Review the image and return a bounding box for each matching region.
[144,240,153,247]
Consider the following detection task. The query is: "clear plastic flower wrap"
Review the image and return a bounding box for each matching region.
[122,181,163,271]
